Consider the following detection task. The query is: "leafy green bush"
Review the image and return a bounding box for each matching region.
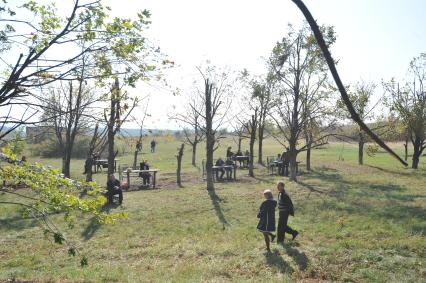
[31,137,92,158]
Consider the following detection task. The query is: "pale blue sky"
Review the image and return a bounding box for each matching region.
[4,0,426,129]
[104,0,425,128]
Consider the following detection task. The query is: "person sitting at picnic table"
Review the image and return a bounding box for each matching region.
[280,149,290,176]
[225,157,235,179]
[244,149,250,157]
[139,160,151,186]
[215,158,225,180]
[226,147,234,159]
[235,149,243,166]
[106,174,123,205]
[150,140,156,153]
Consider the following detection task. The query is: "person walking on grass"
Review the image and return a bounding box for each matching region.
[276,181,298,243]
[257,189,277,252]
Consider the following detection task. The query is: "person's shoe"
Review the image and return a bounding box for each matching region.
[292,231,299,240]
[270,234,276,242]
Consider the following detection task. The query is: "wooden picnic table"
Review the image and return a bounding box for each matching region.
[268,160,299,176]
[93,159,119,173]
[211,165,237,182]
[121,169,159,189]
[233,155,250,168]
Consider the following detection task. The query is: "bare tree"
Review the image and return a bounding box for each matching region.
[170,95,205,166]
[269,23,336,180]
[336,81,386,165]
[105,79,137,181]
[384,53,426,169]
[176,143,184,187]
[195,66,232,191]
[252,78,274,165]
[132,99,151,169]
[242,109,258,177]
[84,123,108,182]
[42,79,98,177]
[229,121,248,154]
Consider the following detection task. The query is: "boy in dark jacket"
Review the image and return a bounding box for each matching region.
[276,181,298,243]
[106,174,123,205]
[257,189,277,252]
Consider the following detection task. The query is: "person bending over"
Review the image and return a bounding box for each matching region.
[257,189,277,252]
[106,174,123,205]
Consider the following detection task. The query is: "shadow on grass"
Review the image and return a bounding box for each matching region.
[81,216,101,241]
[252,175,276,184]
[208,190,230,228]
[301,165,426,229]
[365,165,412,177]
[297,181,327,195]
[282,242,309,271]
[265,249,294,274]
[0,215,38,232]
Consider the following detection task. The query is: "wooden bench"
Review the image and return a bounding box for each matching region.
[120,169,159,189]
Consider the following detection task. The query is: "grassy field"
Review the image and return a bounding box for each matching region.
[0,138,425,282]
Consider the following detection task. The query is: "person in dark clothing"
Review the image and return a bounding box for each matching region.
[257,189,277,252]
[136,141,142,152]
[106,174,123,204]
[226,147,234,159]
[139,160,151,186]
[150,140,156,153]
[280,149,290,176]
[276,181,298,243]
[215,158,225,180]
[225,157,235,180]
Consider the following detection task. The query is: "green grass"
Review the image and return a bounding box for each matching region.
[0,138,425,282]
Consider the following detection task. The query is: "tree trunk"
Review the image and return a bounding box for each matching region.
[107,79,119,182]
[133,150,138,169]
[237,137,242,153]
[249,134,255,177]
[205,80,214,191]
[258,125,264,165]
[289,148,298,181]
[306,143,311,171]
[177,143,184,187]
[404,137,409,161]
[358,133,364,165]
[412,136,421,169]
[85,157,93,182]
[191,142,197,167]
[62,143,72,177]
[85,124,99,182]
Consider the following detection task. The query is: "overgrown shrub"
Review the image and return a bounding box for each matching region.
[31,137,92,158]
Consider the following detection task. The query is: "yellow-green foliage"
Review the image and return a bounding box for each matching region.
[0,145,127,265]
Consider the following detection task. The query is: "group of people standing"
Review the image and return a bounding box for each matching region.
[136,140,157,153]
[257,181,299,252]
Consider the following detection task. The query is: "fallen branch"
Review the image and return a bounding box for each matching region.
[291,0,408,166]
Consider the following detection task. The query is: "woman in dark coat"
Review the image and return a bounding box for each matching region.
[257,189,277,252]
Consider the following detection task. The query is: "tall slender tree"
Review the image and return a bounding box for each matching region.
[384,53,426,169]
[269,23,336,180]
